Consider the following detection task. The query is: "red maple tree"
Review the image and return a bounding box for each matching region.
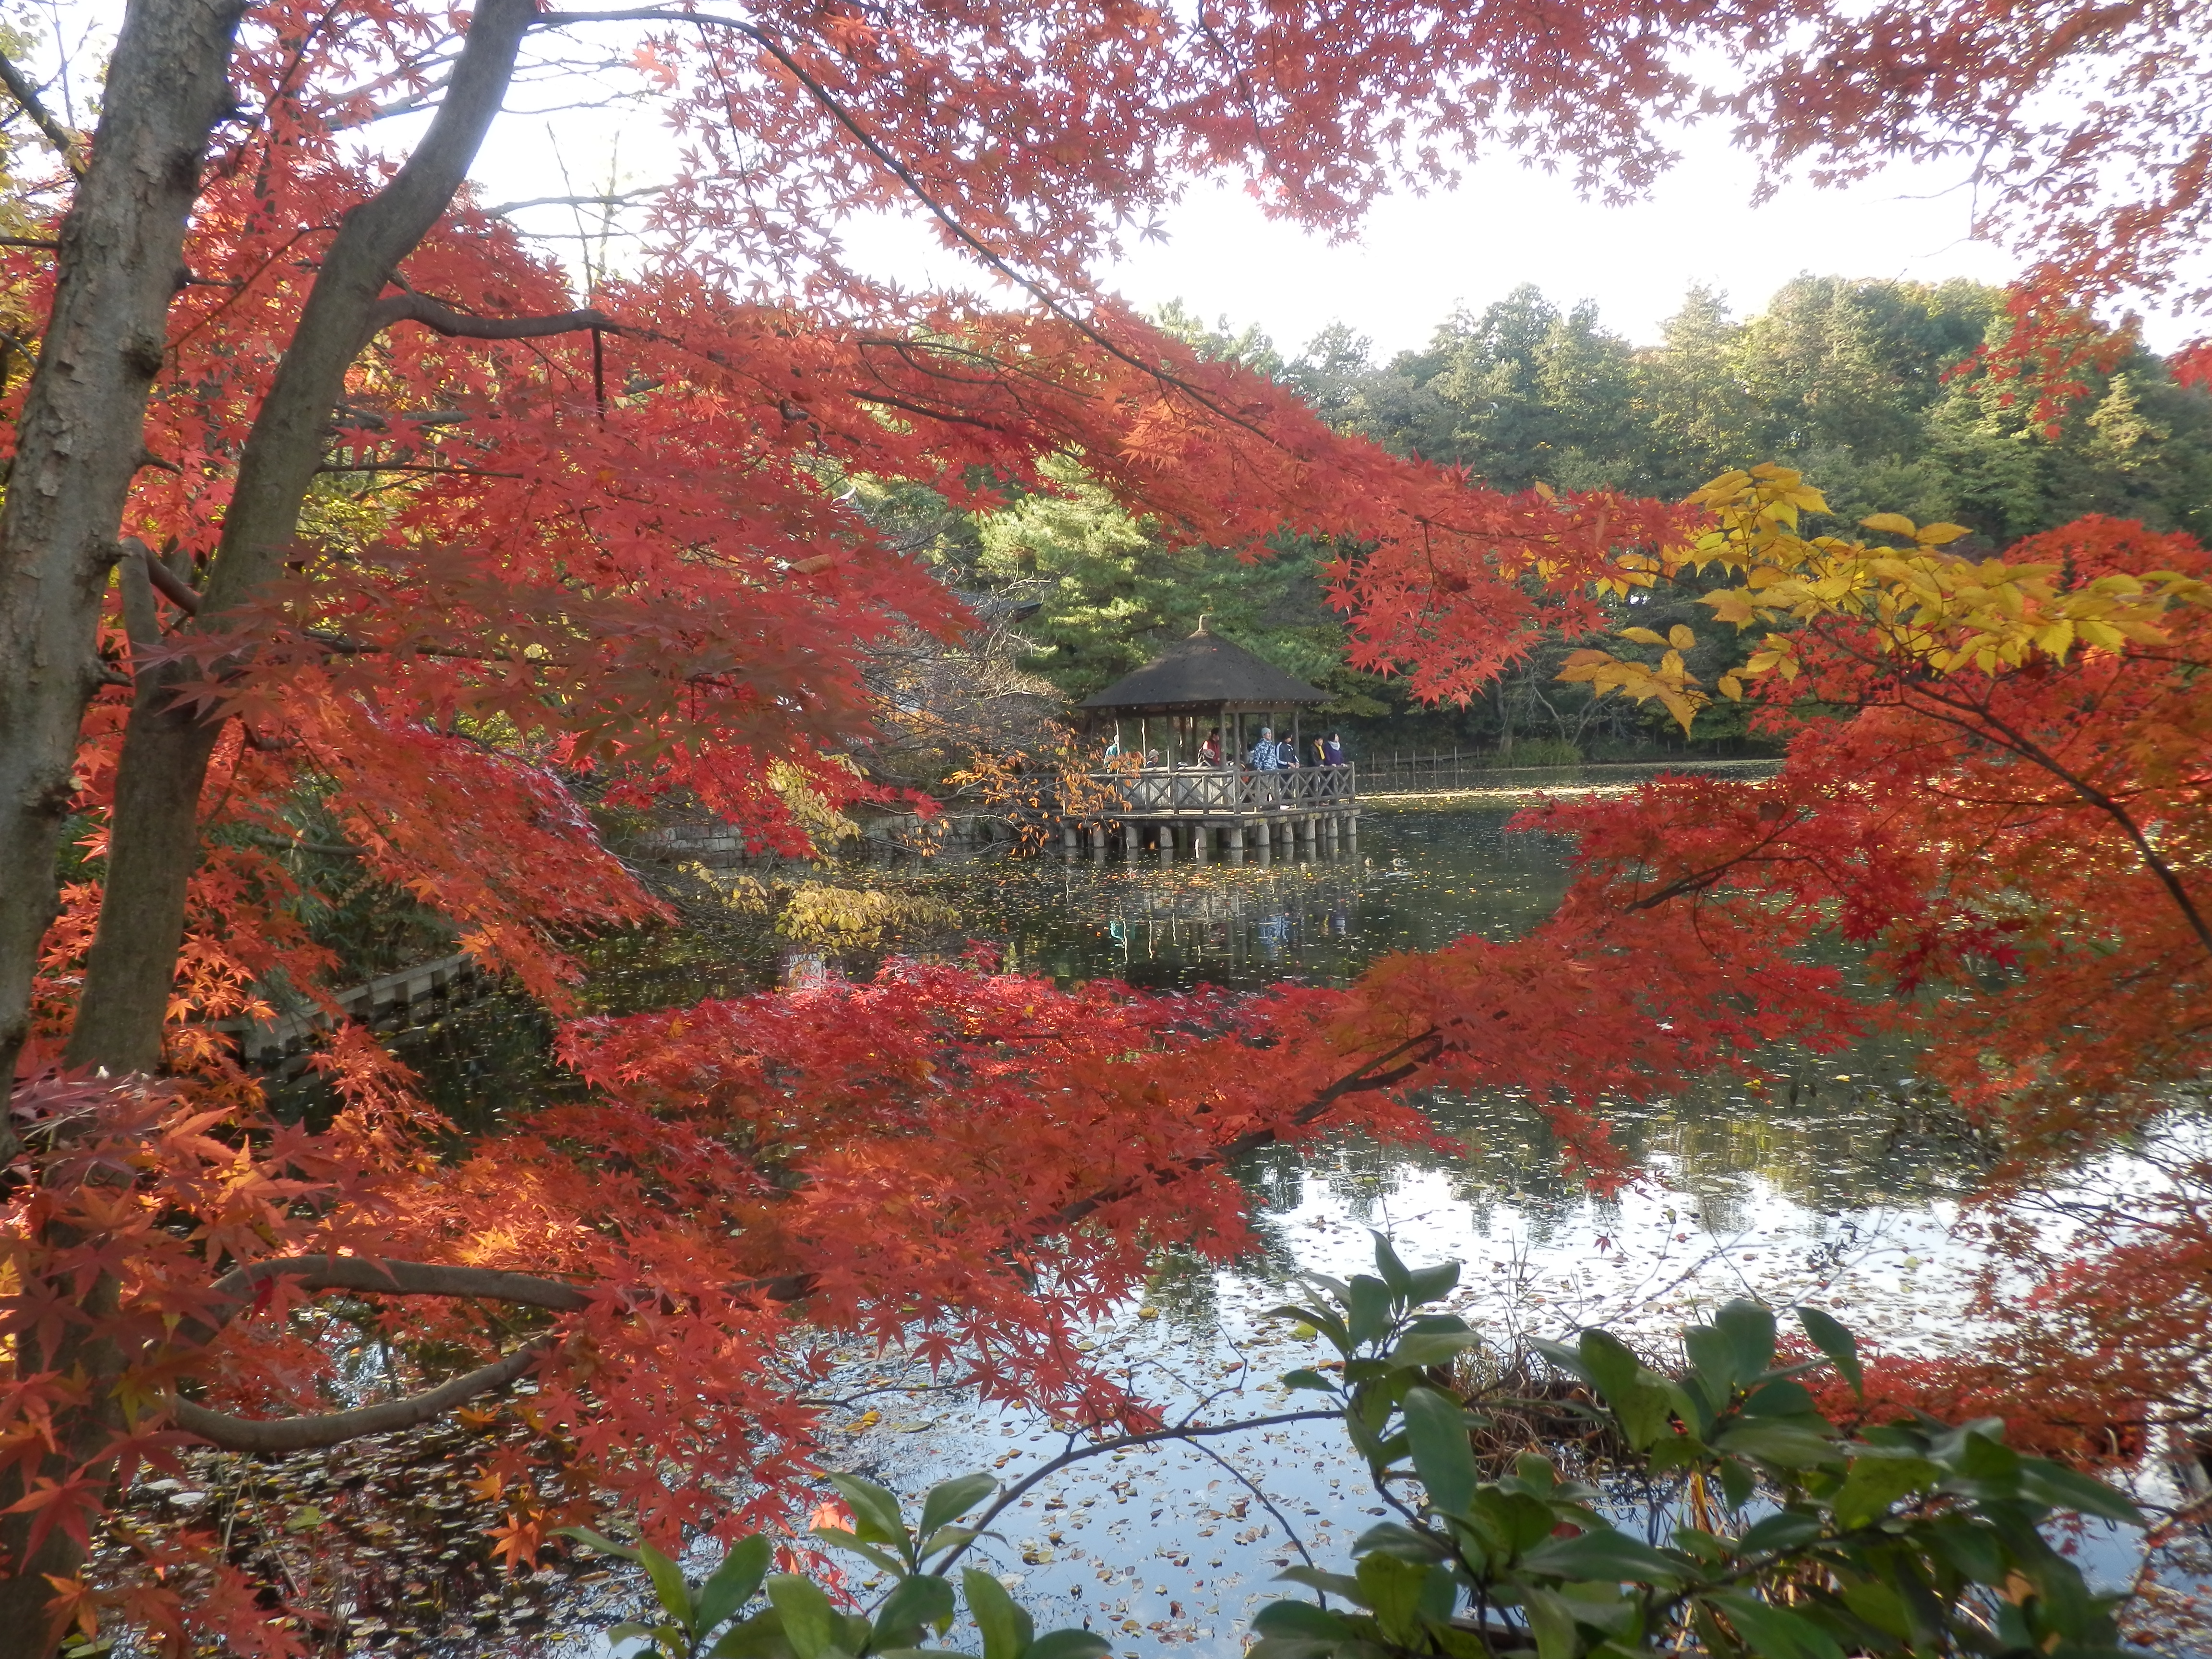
[0,0,2206,1651]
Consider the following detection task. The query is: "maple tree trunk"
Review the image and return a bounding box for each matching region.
[65,0,536,1074]
[0,0,245,1107]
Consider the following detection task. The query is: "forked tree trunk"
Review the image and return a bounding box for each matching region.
[65,0,536,1073]
[0,7,247,1640]
[0,0,244,1108]
[7,1,533,1648]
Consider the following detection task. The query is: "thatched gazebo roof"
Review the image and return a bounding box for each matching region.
[1077,619,1328,716]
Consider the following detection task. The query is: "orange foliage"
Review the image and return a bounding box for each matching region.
[7,0,2212,1647]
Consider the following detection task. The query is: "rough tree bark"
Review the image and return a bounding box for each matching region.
[65,0,538,1074]
[3,3,536,1647]
[0,0,244,1110]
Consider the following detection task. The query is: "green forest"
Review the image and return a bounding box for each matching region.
[912,276,2212,762]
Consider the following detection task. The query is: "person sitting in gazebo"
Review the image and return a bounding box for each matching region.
[1201,727,1222,766]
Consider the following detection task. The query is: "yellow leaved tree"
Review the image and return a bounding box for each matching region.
[1562,464,2212,730]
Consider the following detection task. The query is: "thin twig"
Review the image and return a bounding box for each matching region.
[0,48,81,175]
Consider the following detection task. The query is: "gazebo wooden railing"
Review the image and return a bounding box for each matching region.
[1050,762,1361,865]
[1094,762,1358,814]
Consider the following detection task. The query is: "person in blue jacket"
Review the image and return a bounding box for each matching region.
[1250,727,1281,770]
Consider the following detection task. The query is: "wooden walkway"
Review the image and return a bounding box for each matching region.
[214,950,489,1069]
[1060,763,1361,865]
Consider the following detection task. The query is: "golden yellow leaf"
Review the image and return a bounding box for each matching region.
[1915,523,1971,546]
[1618,625,1668,646]
[1861,512,1919,538]
[1698,589,1760,626]
[1668,624,1696,649]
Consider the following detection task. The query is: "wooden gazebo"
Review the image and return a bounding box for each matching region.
[1063,620,1360,865]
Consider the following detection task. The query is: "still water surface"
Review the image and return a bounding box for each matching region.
[385,783,2094,1658]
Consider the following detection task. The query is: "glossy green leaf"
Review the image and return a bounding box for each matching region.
[1740,1379,1817,1418]
[1252,1601,1355,1639]
[811,1527,907,1577]
[1401,1384,1479,1516]
[556,1525,641,1563]
[710,1610,796,1659]
[1523,1587,1578,1659]
[1405,1262,1460,1306]
[1351,1521,1448,1559]
[1372,1232,1413,1298]
[874,1574,956,1646]
[1519,1527,1690,1587]
[1716,1455,1756,1510]
[1274,1566,1365,1601]
[1575,1328,1641,1402]
[1026,1632,1110,1659]
[697,1535,774,1637]
[1345,1276,1393,1350]
[1354,1551,1431,1645]
[1705,1591,1846,1659]
[916,1525,983,1561]
[1832,1452,1940,1529]
[1388,1328,1484,1369]
[1270,1303,1351,1357]
[766,1575,842,1659]
[1713,1419,1842,1469]
[1684,1324,1741,1408]
[919,1474,998,1543]
[1793,1306,1863,1397]
[1736,1510,1823,1554]
[641,1543,696,1631]
[1715,1300,1778,1380]
[2017,1457,2145,1525]
[827,1472,912,1557]
[961,1568,1034,1659]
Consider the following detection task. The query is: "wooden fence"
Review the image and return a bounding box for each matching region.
[1350,749,1542,795]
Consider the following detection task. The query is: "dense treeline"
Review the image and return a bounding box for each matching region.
[926,278,2212,762]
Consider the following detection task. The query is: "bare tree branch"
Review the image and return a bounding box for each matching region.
[167,1335,556,1453]
[0,48,82,176]
[533,7,1283,448]
[203,1254,594,1332]
[142,553,201,615]
[366,290,620,340]
[483,186,662,216]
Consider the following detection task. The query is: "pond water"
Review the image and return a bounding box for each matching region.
[270,777,2191,1654]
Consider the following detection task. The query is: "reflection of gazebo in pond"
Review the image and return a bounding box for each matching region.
[1065,619,1360,866]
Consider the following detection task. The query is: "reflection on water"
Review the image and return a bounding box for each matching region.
[305,787,2194,1653]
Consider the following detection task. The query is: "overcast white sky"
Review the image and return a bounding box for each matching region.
[40,0,2177,365]
[474,100,2139,367]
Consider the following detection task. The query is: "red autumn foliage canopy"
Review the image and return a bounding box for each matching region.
[1,0,2210,1650]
